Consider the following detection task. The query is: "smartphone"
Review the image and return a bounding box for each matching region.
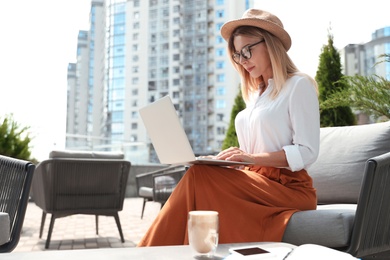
[228,246,276,259]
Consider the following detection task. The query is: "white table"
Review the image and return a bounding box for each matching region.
[1,242,296,260]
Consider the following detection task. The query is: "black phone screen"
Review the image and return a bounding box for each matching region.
[234,247,270,256]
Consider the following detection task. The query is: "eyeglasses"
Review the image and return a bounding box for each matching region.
[232,40,265,64]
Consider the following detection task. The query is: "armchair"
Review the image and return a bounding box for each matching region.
[135,165,186,219]
[0,155,35,253]
[31,150,131,249]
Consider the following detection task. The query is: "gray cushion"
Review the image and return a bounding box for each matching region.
[308,121,390,204]
[0,212,10,246]
[139,187,153,198]
[283,204,356,248]
[49,150,124,159]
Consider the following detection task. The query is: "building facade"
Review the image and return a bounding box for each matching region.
[342,26,390,79]
[66,0,253,164]
[341,26,390,124]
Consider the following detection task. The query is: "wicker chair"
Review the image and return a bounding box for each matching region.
[0,155,35,253]
[135,165,186,219]
[31,150,131,249]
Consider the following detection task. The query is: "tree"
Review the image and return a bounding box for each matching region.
[222,88,246,150]
[0,114,34,161]
[320,54,390,121]
[316,30,356,127]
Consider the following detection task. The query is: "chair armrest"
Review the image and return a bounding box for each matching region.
[346,152,390,258]
[152,166,186,203]
[135,172,155,197]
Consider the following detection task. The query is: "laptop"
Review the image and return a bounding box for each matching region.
[139,95,254,166]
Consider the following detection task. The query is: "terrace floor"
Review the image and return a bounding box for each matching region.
[14,198,161,252]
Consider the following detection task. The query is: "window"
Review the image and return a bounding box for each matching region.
[217,126,226,135]
[216,35,224,44]
[148,81,156,91]
[216,0,224,5]
[216,100,226,109]
[216,87,225,95]
[132,89,138,95]
[162,8,169,16]
[112,56,125,67]
[112,88,124,99]
[132,66,138,73]
[173,78,180,86]
[216,23,224,31]
[161,67,169,77]
[161,31,169,41]
[163,20,169,29]
[132,44,138,51]
[216,48,225,56]
[217,113,224,121]
[131,123,138,130]
[173,5,180,13]
[112,123,124,134]
[132,77,139,84]
[113,35,125,45]
[217,74,225,82]
[150,45,157,54]
[111,78,124,88]
[162,43,169,51]
[112,111,123,122]
[161,56,169,65]
[216,61,225,69]
[112,68,124,77]
[216,10,224,18]
[173,54,180,61]
[150,20,157,30]
[150,69,156,78]
[113,24,125,34]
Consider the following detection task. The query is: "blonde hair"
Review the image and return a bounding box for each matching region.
[227,26,318,102]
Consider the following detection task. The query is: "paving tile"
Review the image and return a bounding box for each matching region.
[14,198,161,252]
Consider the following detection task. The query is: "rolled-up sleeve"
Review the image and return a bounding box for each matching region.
[283,77,320,171]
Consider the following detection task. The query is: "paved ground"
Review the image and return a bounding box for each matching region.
[14,198,161,252]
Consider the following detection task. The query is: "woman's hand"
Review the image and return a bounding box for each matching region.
[215,147,256,163]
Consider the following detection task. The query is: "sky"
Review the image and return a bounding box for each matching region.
[0,0,388,161]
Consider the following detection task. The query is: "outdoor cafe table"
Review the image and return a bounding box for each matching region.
[1,242,296,260]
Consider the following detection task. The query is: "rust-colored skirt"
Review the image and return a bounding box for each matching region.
[137,164,316,246]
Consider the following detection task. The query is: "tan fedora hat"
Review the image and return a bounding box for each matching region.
[220,9,291,51]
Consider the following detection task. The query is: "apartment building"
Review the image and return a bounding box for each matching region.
[341,26,390,124]
[342,27,390,78]
[66,0,253,164]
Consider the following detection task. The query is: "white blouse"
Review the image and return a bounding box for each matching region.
[235,75,320,172]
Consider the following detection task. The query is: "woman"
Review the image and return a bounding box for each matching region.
[138,8,319,246]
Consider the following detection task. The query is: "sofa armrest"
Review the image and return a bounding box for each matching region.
[346,152,390,258]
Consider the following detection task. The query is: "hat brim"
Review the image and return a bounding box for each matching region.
[221,18,291,51]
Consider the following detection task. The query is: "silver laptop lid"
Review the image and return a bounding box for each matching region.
[139,95,196,164]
